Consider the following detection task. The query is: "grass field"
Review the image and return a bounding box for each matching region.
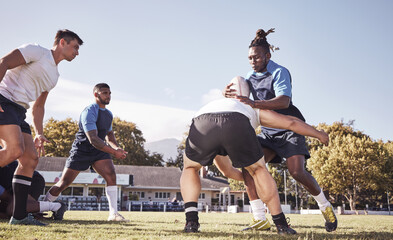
[1,211,392,240]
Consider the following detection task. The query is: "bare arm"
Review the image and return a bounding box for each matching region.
[259,109,329,145]
[0,49,26,82]
[105,131,119,149]
[236,95,290,110]
[86,130,127,159]
[0,49,26,112]
[32,91,50,156]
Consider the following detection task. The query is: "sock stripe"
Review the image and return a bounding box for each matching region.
[12,178,32,186]
[13,175,32,181]
[185,207,198,212]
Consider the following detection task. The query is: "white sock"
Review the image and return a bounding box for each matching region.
[45,191,59,202]
[39,201,61,212]
[312,189,330,211]
[250,199,266,220]
[106,186,118,215]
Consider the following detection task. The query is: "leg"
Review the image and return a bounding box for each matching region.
[12,133,38,220]
[0,125,24,167]
[92,159,128,221]
[180,153,202,232]
[244,159,281,215]
[47,167,80,198]
[286,155,320,195]
[286,155,337,232]
[214,155,243,181]
[245,159,296,234]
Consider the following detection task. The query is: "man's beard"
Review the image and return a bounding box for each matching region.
[98,95,110,105]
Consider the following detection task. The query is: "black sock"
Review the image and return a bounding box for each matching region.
[12,175,32,220]
[272,212,288,227]
[185,202,198,223]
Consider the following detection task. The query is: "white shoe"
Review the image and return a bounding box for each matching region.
[107,212,129,222]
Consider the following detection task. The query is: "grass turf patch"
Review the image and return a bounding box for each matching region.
[0,211,392,239]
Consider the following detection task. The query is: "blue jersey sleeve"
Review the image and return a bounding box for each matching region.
[80,104,99,133]
[272,68,292,97]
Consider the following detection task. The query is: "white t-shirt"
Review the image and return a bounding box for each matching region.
[0,44,59,109]
[195,98,260,129]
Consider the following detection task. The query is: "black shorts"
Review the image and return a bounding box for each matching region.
[257,130,310,163]
[66,149,111,171]
[185,112,263,168]
[0,94,31,134]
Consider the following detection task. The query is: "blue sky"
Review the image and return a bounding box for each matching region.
[1,0,392,142]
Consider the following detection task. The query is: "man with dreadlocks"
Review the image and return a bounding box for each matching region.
[224,28,337,232]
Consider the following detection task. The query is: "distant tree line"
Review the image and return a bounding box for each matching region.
[33,117,164,166]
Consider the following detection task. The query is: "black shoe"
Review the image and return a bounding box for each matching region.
[276,225,297,235]
[53,202,67,220]
[184,221,200,233]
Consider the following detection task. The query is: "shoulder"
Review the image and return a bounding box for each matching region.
[267,60,290,78]
[82,103,99,115]
[17,43,48,62]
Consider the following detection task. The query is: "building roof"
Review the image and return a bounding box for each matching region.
[36,157,228,190]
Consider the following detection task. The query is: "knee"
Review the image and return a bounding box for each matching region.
[288,168,306,180]
[0,146,24,167]
[20,153,39,170]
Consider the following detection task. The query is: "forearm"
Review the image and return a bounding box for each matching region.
[287,117,321,139]
[253,97,290,110]
[89,136,117,155]
[32,105,45,135]
[106,132,119,149]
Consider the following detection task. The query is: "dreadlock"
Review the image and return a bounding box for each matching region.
[249,28,279,52]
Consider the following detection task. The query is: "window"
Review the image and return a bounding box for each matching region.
[89,187,104,197]
[199,193,205,199]
[62,187,72,196]
[129,191,145,200]
[155,192,171,199]
[73,187,83,196]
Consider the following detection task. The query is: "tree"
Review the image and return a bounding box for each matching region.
[40,118,79,157]
[307,121,392,210]
[112,117,163,166]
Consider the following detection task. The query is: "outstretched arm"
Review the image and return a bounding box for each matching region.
[259,109,329,145]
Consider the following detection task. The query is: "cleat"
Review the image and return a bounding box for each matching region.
[9,213,47,226]
[321,205,338,232]
[53,202,67,220]
[242,218,271,231]
[276,225,297,235]
[108,212,129,222]
[184,221,200,233]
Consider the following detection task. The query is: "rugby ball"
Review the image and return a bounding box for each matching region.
[229,76,250,97]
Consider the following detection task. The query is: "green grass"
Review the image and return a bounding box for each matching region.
[0,211,392,240]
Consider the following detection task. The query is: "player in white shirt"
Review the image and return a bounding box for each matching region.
[181,76,328,235]
[0,29,83,226]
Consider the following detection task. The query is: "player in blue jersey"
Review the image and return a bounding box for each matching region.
[44,83,129,222]
[223,28,337,232]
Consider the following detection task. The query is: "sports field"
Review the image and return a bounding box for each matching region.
[1,211,392,240]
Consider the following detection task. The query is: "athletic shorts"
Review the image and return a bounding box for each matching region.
[257,130,310,163]
[66,149,111,171]
[185,112,263,168]
[0,94,31,134]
